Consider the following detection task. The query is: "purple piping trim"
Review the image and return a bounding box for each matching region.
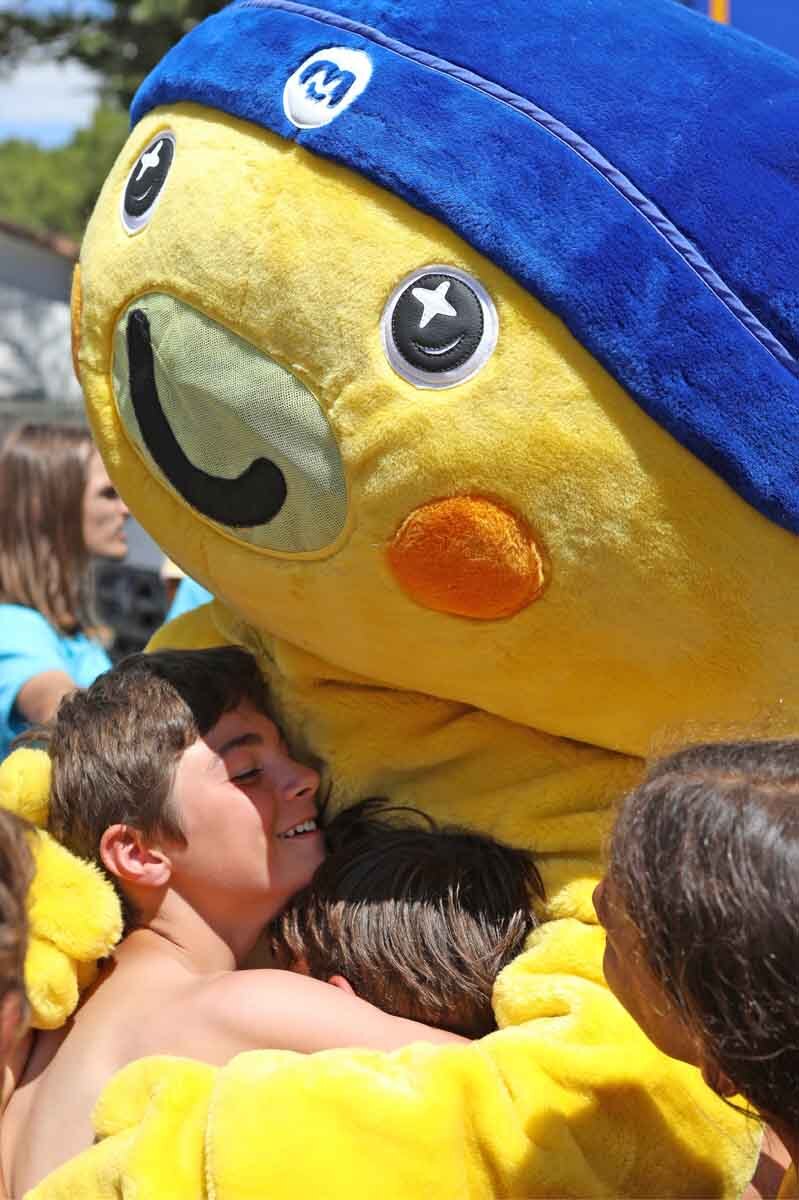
[237,0,797,375]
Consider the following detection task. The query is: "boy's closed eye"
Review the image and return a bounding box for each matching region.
[230,765,262,785]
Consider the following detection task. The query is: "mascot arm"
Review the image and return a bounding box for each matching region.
[30,922,755,1200]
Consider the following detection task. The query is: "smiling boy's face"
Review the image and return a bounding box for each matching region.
[166,701,324,920]
[593,877,702,1068]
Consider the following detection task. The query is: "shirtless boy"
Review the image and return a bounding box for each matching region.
[1,647,461,1196]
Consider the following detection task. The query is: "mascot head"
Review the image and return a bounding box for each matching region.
[75,0,799,755]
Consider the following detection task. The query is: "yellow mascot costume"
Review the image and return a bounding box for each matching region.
[9,0,799,1194]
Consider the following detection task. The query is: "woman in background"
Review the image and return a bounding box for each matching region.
[0,423,129,760]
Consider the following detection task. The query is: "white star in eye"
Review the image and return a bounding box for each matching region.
[411,280,457,330]
[135,140,164,181]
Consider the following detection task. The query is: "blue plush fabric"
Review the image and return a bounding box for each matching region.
[132,0,799,536]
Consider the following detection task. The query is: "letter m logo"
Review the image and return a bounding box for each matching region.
[299,60,357,107]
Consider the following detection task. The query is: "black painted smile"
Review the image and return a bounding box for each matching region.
[129,183,156,204]
[411,334,464,357]
[126,308,287,528]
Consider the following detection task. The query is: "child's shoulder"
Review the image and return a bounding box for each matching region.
[195,967,461,1055]
[195,966,335,1044]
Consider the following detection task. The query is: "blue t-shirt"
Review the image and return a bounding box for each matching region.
[0,605,112,762]
[165,577,214,623]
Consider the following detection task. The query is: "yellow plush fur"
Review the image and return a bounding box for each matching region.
[22,102,799,1195]
[0,751,122,1031]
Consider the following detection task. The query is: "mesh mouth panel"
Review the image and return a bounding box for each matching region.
[112,293,348,554]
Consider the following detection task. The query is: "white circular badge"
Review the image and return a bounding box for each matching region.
[283,47,372,129]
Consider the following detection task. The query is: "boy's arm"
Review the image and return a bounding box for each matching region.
[16,672,77,726]
[197,968,466,1054]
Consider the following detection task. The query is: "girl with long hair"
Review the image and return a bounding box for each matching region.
[0,422,129,758]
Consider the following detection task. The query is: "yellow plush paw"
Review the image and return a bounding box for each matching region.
[0,749,122,1029]
[24,935,80,1032]
[0,746,51,828]
[28,829,122,961]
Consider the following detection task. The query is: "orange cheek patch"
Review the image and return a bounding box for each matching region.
[387,495,546,620]
[70,263,82,385]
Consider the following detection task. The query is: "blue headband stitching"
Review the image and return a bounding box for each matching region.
[237,0,797,376]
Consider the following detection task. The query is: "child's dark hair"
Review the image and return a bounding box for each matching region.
[0,809,33,1010]
[271,798,544,1038]
[608,739,799,1126]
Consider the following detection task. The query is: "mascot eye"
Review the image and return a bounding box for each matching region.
[120,131,176,235]
[381,265,498,389]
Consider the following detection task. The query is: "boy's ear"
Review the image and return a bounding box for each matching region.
[327,974,357,997]
[100,824,172,889]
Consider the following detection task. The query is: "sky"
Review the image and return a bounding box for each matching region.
[0,0,103,146]
[0,55,98,146]
[0,0,797,148]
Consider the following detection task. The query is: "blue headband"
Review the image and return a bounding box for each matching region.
[132,0,799,536]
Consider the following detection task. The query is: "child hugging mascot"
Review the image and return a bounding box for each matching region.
[5,0,799,1194]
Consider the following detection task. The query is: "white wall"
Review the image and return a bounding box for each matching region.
[0,228,83,408]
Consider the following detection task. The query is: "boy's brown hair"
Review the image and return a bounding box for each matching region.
[271,799,544,1038]
[43,646,271,922]
[0,809,33,1008]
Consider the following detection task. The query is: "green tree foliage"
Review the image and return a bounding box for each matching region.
[2,0,223,108]
[0,0,226,239]
[0,105,129,239]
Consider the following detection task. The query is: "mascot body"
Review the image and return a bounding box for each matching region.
[11,0,799,1194]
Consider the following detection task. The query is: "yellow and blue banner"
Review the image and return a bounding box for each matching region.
[682,0,799,60]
